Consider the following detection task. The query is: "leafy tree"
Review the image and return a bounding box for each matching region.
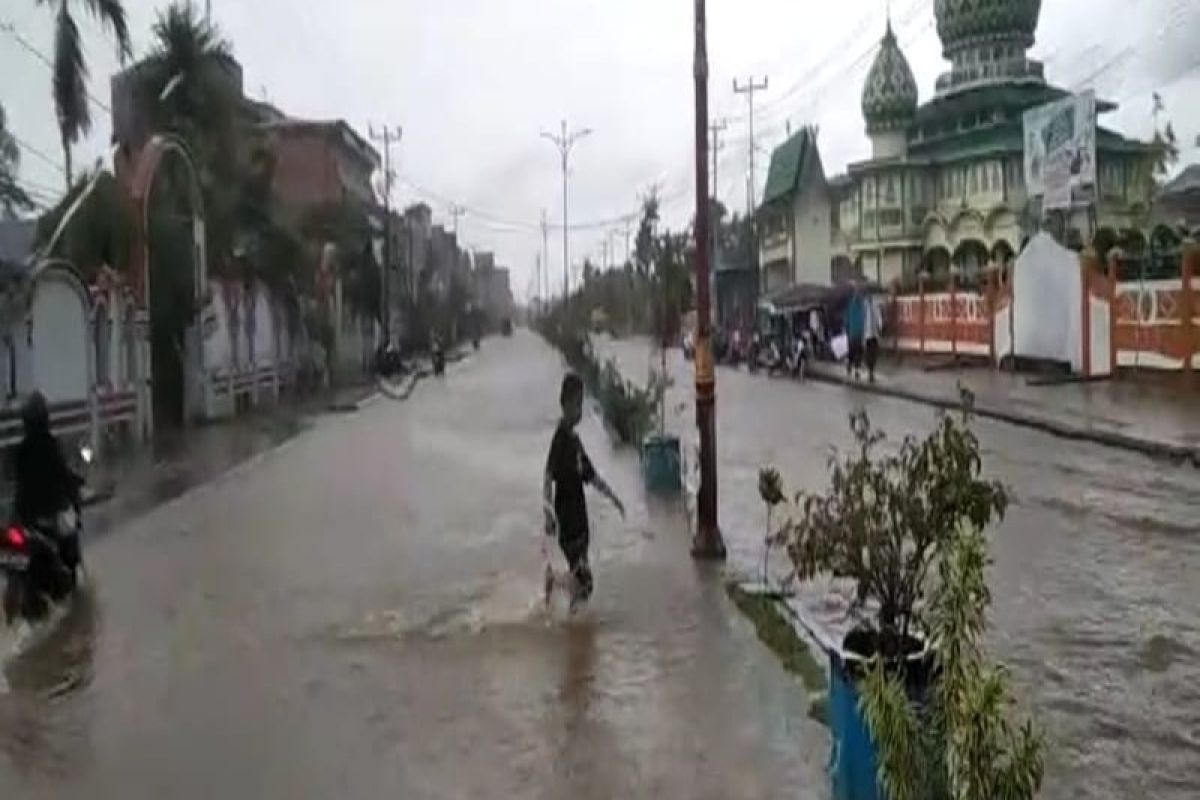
[774,397,1008,654]
[767,397,1041,800]
[34,166,131,281]
[138,1,241,275]
[37,0,133,187]
[1149,122,1179,185]
[858,523,1044,800]
[634,190,659,277]
[0,103,35,217]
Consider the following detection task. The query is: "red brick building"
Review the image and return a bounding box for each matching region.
[260,119,380,222]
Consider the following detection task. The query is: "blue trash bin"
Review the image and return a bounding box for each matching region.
[641,433,681,493]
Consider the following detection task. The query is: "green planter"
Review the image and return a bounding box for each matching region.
[642,433,681,493]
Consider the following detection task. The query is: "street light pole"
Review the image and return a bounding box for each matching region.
[692,0,725,559]
[541,121,592,302]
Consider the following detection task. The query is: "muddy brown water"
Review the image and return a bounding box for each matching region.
[0,333,828,798]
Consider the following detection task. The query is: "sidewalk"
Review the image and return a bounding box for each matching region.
[809,357,1200,465]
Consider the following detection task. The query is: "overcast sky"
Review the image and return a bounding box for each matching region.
[3,0,1198,301]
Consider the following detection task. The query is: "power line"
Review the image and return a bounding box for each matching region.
[0,19,112,115]
[11,133,65,176]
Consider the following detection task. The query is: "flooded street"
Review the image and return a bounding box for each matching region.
[603,339,1200,800]
[0,331,827,798]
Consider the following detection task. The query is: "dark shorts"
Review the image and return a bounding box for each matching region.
[848,338,864,368]
[558,527,593,599]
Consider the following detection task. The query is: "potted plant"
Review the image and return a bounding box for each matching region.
[770,394,1038,799]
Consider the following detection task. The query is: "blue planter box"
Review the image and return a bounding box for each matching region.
[641,433,681,493]
[829,650,882,800]
[828,635,933,800]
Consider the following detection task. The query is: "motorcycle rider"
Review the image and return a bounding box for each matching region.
[14,391,82,531]
[10,392,83,610]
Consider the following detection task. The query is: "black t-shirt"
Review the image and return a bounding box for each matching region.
[546,422,595,536]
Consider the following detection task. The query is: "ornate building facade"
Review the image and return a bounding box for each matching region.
[834,0,1156,286]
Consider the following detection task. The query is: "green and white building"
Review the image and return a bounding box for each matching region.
[762,0,1158,289]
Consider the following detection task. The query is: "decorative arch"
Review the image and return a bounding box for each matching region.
[952,239,989,276]
[1119,228,1147,257]
[129,134,207,308]
[1150,224,1182,252]
[923,245,951,275]
[922,213,951,253]
[990,238,1016,266]
[948,208,987,250]
[1092,227,1119,261]
[26,261,94,404]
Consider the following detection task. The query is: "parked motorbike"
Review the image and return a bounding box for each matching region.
[2,447,90,627]
[786,336,810,380]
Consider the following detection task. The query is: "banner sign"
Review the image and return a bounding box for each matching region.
[1024,91,1096,210]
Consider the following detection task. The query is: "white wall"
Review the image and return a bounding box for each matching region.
[30,275,90,403]
[202,280,233,378]
[792,150,832,286]
[251,281,274,368]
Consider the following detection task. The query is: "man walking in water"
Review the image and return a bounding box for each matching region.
[543,373,624,610]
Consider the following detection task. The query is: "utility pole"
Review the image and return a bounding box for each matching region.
[709,118,727,202]
[693,0,725,560]
[449,203,465,235]
[541,120,592,301]
[370,124,402,348]
[540,209,550,302]
[733,76,768,219]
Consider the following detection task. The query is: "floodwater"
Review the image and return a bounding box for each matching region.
[602,338,1200,800]
[0,331,828,798]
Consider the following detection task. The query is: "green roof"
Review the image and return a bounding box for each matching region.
[913,83,1117,128]
[905,120,1150,164]
[761,128,814,207]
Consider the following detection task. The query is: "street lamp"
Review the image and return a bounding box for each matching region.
[541,121,592,302]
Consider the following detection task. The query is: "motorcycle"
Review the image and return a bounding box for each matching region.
[786,336,810,380]
[2,446,90,627]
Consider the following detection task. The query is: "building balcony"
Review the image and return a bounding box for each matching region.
[760,236,790,265]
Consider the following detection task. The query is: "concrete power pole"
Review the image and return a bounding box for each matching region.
[693,0,725,560]
[370,124,402,348]
[733,76,768,219]
[541,121,592,301]
[448,203,465,235]
[709,118,726,203]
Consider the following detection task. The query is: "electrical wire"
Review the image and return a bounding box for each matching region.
[0,19,113,115]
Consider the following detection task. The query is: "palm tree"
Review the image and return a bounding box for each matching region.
[0,103,35,217]
[138,2,240,270]
[40,0,133,188]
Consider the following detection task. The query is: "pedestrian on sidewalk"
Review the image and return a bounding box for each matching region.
[543,373,625,610]
[863,294,881,383]
[845,287,866,380]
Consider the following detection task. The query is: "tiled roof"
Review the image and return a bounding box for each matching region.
[761,128,815,207]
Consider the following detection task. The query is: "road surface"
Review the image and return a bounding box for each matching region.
[0,331,828,799]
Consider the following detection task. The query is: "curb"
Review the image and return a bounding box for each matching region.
[807,367,1200,467]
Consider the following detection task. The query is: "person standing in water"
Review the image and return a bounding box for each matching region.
[543,373,625,609]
